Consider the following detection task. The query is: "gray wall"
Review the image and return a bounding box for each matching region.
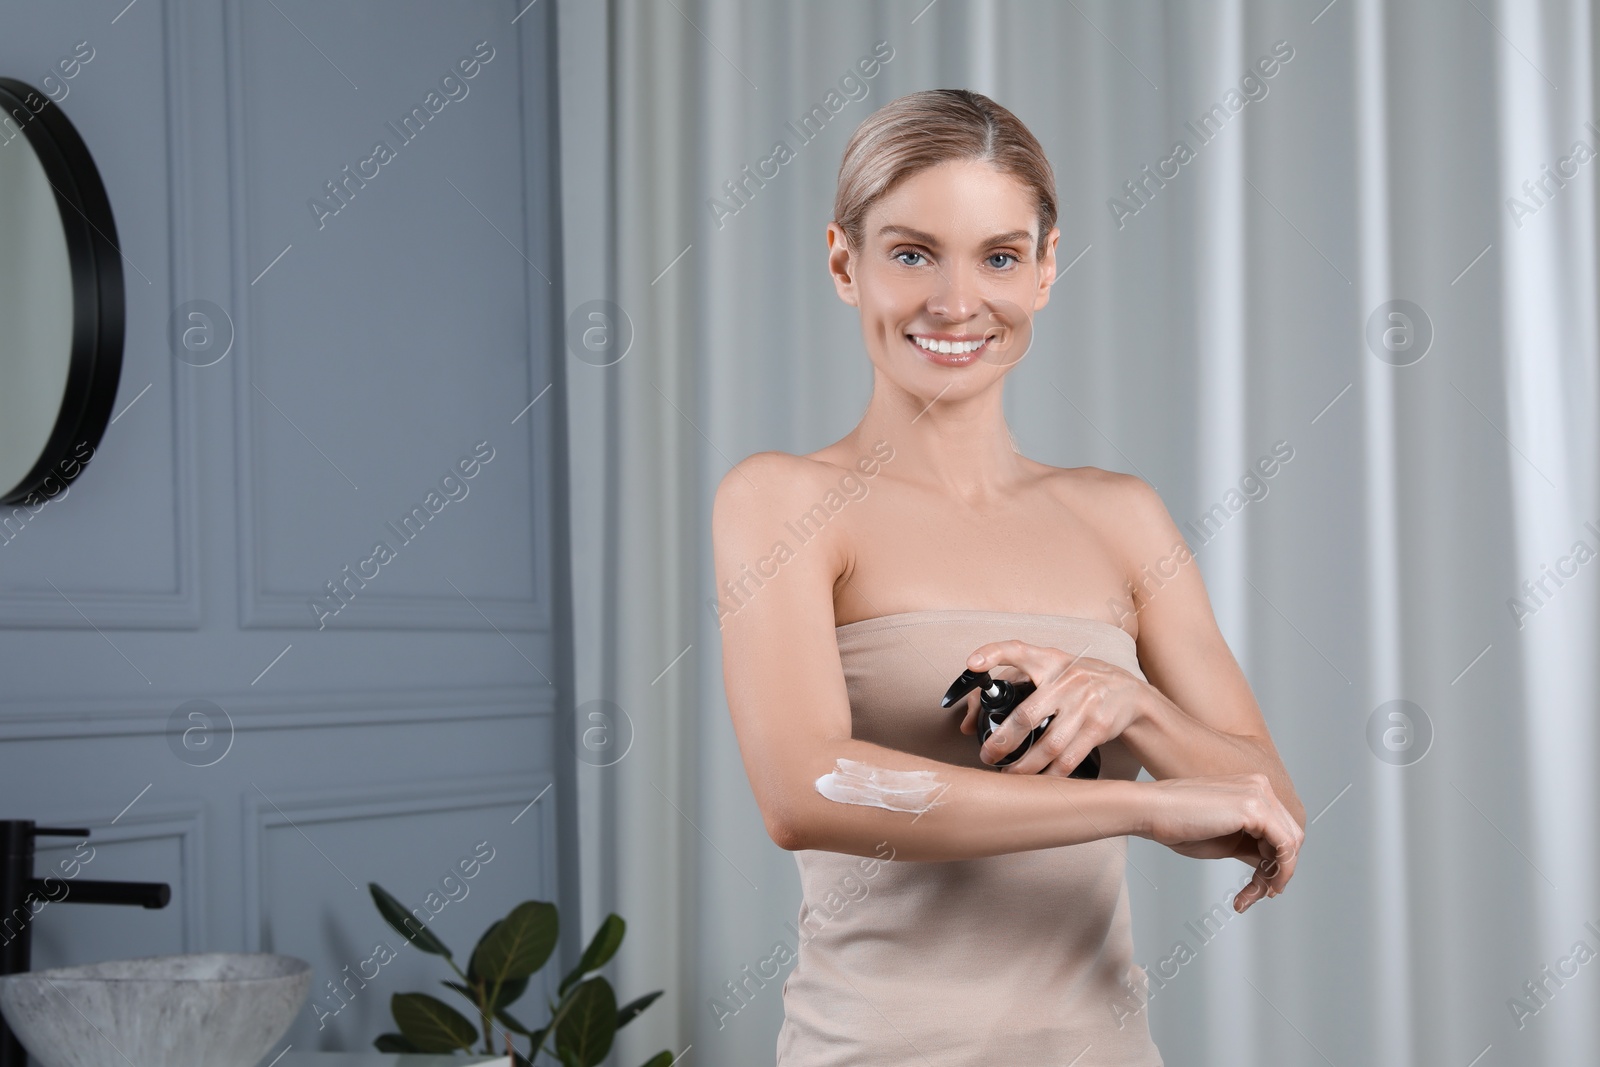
[0,0,577,1057]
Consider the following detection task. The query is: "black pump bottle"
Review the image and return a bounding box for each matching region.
[940,668,1101,778]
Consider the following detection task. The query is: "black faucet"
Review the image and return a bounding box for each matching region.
[1,819,171,1067]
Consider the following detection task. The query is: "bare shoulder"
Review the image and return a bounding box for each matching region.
[714,443,894,517]
[713,450,852,522]
[1036,463,1189,570]
[713,450,856,565]
[1033,461,1154,514]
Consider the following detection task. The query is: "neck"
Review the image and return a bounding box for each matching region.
[851,368,1028,499]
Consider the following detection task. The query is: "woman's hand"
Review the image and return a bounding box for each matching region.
[1137,773,1305,912]
[957,638,1150,777]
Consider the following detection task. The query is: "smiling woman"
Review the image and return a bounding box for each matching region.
[713,88,1304,1066]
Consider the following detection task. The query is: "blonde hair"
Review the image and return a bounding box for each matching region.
[834,89,1058,261]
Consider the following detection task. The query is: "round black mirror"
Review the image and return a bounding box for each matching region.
[0,77,123,506]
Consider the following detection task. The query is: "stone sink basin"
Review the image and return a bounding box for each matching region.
[0,952,311,1067]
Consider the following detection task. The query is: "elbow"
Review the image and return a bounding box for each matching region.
[765,807,807,852]
[760,768,825,851]
[763,783,820,851]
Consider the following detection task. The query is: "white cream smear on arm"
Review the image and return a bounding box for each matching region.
[814,757,948,814]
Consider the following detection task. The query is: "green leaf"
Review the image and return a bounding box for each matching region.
[466,918,535,1014]
[616,990,662,1029]
[372,1033,419,1054]
[469,901,559,984]
[521,987,579,1063]
[466,919,503,982]
[391,992,478,1053]
[554,978,617,1066]
[369,882,452,957]
[559,914,626,997]
[637,1053,675,1067]
[488,975,529,1011]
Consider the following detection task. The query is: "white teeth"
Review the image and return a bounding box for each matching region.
[912,335,986,355]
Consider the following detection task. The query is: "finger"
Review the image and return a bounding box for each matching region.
[957,690,979,735]
[987,663,1028,685]
[999,708,1077,775]
[985,685,1059,764]
[1265,806,1303,893]
[1263,818,1303,895]
[1250,861,1278,907]
[1023,712,1101,779]
[1234,871,1270,913]
[964,639,1055,678]
[1249,805,1302,896]
[1235,835,1281,912]
[1231,847,1276,914]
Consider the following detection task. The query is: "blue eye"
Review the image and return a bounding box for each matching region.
[988,253,1017,269]
[894,250,926,267]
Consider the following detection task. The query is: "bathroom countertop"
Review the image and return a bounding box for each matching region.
[255,1054,512,1067]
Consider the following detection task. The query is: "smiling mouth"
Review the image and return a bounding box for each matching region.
[905,332,1001,364]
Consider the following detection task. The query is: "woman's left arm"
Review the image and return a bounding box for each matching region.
[1110,475,1305,827]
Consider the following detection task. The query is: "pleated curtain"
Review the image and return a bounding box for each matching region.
[555,2,1600,1063]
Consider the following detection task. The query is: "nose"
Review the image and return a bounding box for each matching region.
[925,261,982,323]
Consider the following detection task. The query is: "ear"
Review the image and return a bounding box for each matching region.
[826,223,860,307]
[1033,225,1061,311]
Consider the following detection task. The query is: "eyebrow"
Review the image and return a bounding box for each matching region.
[877,224,1034,248]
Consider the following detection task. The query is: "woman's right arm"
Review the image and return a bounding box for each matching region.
[712,452,1159,863]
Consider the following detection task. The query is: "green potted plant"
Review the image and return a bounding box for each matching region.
[367,883,671,1067]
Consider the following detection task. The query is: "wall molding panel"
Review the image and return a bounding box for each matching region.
[223,0,554,634]
[240,775,557,953]
[0,0,202,631]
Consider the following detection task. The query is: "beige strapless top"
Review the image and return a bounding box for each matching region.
[776,609,1164,1066]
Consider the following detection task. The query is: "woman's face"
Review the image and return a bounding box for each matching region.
[828,158,1059,400]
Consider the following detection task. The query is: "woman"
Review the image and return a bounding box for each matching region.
[713,89,1305,1066]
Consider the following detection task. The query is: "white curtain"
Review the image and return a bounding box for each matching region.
[555,2,1600,1064]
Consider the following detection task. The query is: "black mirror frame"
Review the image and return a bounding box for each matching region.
[0,77,124,507]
